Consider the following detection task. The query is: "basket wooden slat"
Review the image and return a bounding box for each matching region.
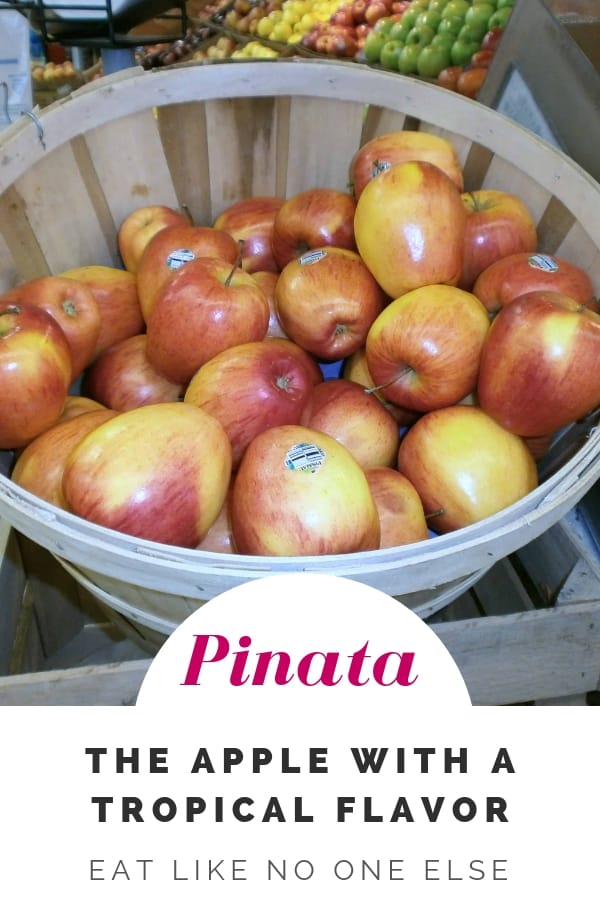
[156,101,212,223]
[83,108,182,236]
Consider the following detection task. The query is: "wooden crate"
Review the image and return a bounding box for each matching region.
[1,506,599,707]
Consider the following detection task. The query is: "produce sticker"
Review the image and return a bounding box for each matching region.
[0,572,597,899]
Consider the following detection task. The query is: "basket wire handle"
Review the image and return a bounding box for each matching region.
[0,81,46,150]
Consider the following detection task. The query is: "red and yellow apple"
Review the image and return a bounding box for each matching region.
[11,407,118,507]
[271,187,357,270]
[300,378,400,468]
[275,247,386,361]
[251,270,288,339]
[145,256,270,386]
[472,251,595,315]
[397,405,538,533]
[365,284,490,410]
[184,337,322,468]
[61,402,232,547]
[459,189,538,291]
[350,129,464,199]
[363,465,430,548]
[136,223,240,322]
[61,265,144,358]
[341,347,418,426]
[117,204,190,274]
[57,395,108,422]
[84,333,183,411]
[213,195,285,274]
[0,302,73,449]
[1,275,101,380]
[477,290,600,436]
[354,160,467,298]
[195,483,236,554]
[230,423,380,555]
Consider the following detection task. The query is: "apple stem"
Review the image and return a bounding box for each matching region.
[224,241,245,287]
[425,507,445,520]
[365,364,413,395]
[577,297,599,313]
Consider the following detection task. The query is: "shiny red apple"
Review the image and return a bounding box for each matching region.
[300,378,400,468]
[213,195,285,274]
[354,160,467,299]
[0,302,73,449]
[136,223,240,322]
[459,189,538,291]
[350,129,464,200]
[61,265,145,359]
[341,347,418,427]
[363,465,430,548]
[472,251,595,315]
[184,337,322,468]
[1,275,101,380]
[274,246,386,361]
[145,256,270,386]
[117,204,190,274]
[397,405,538,533]
[230,423,380,556]
[84,333,184,411]
[62,402,233,547]
[271,187,357,270]
[11,407,118,507]
[477,290,600,436]
[365,284,490,411]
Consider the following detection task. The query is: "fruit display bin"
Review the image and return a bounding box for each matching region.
[0,58,600,649]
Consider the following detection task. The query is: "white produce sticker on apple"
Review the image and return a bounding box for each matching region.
[167,248,196,269]
[136,572,472,721]
[527,253,559,272]
[284,442,326,474]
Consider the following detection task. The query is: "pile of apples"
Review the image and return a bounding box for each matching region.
[2,128,599,560]
[360,0,511,82]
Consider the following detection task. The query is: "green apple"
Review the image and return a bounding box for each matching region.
[457,21,488,42]
[437,14,465,35]
[373,15,396,34]
[497,0,514,8]
[464,3,495,29]
[389,18,413,41]
[416,9,442,30]
[431,31,454,47]
[398,8,420,30]
[450,37,481,66]
[417,43,451,77]
[405,24,436,47]
[429,0,451,11]
[443,0,470,16]
[379,39,404,70]
[363,31,388,63]
[489,6,513,27]
[398,42,422,74]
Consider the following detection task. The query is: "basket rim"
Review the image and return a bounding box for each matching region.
[2,58,599,236]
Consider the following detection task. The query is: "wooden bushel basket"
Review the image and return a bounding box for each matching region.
[0,59,599,644]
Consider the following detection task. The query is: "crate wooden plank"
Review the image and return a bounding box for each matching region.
[0,659,150,706]
[0,520,27,675]
[468,556,538,616]
[432,601,600,705]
